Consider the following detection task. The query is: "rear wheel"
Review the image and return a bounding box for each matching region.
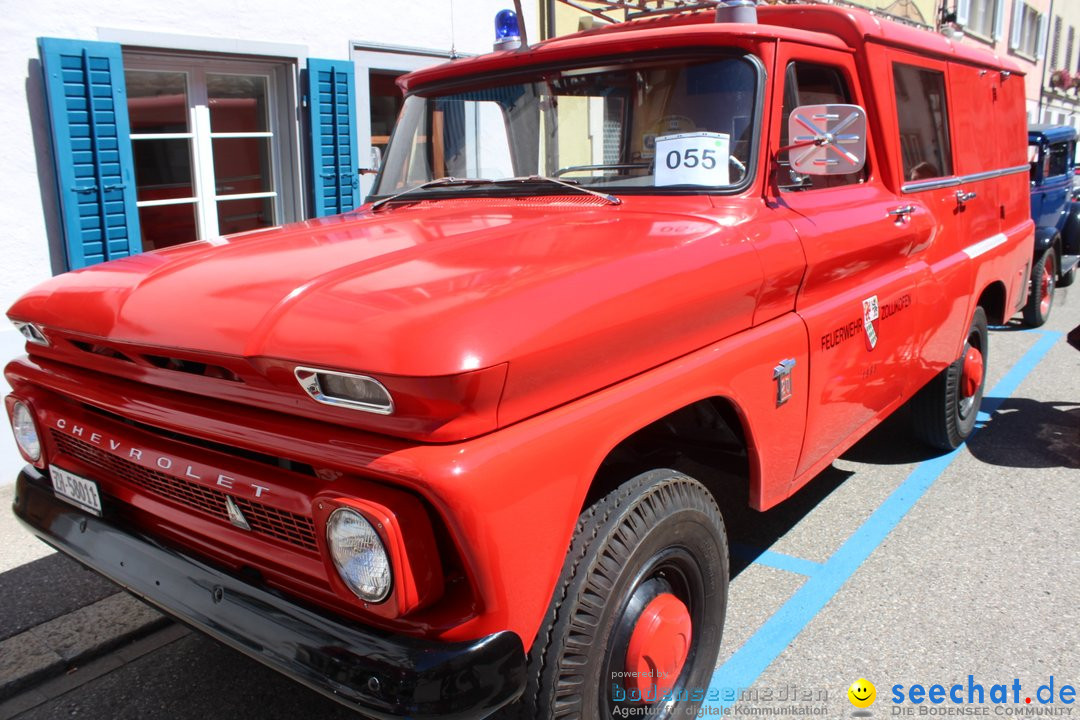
[912,306,988,450]
[512,469,728,719]
[1023,248,1057,327]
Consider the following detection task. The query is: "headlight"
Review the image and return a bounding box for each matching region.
[326,507,392,603]
[11,401,41,462]
[295,367,394,415]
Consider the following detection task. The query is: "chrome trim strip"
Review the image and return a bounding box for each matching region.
[962,232,1008,259]
[902,177,960,193]
[11,321,50,346]
[294,367,395,415]
[902,164,1030,194]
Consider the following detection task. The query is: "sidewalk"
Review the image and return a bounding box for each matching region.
[0,484,169,704]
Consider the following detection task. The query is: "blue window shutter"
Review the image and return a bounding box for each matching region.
[307,58,360,217]
[38,38,141,270]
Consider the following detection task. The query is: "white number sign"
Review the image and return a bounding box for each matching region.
[654,132,731,187]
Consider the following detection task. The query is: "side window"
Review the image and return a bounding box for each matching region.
[1047,142,1070,177]
[893,63,953,182]
[1028,143,1041,182]
[779,62,866,191]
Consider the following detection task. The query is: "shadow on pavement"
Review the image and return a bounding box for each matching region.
[702,462,854,578]
[968,397,1080,469]
[840,404,941,465]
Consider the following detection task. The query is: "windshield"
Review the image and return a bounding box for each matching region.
[372,54,760,198]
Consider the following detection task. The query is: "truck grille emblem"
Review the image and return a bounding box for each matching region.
[225,496,251,531]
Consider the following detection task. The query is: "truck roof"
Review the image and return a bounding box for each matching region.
[400,3,1023,93]
[1028,124,1078,143]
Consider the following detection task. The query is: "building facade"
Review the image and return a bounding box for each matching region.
[1038,0,1080,126]
[0,0,538,480]
[541,1,1064,124]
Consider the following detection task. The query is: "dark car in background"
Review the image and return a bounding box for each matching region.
[1026,124,1080,326]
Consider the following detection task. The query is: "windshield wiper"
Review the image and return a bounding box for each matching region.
[369,174,621,211]
[494,176,621,205]
[370,177,494,211]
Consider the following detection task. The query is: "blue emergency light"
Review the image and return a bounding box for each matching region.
[494,9,522,50]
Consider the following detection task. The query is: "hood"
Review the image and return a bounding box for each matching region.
[10,196,764,430]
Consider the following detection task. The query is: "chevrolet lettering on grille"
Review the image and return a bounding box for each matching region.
[53,418,271,499]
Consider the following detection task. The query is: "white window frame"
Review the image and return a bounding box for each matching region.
[957,0,1006,43]
[352,44,459,202]
[125,52,301,242]
[1010,1,1048,61]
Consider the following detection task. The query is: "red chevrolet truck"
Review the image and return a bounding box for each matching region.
[7,2,1032,718]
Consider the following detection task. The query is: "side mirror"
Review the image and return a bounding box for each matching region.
[786,104,867,176]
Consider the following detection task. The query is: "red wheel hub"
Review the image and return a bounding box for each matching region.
[961,346,984,398]
[1040,254,1055,316]
[624,593,692,702]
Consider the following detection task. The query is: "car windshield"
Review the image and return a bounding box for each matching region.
[371,54,759,199]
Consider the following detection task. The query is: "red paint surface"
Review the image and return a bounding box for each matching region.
[5,5,1034,652]
[625,593,692,700]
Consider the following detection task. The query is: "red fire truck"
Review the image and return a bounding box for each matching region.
[7,2,1032,718]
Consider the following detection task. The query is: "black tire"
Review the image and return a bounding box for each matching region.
[912,306,988,450]
[509,469,728,720]
[1023,247,1057,327]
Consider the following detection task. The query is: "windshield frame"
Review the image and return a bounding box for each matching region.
[367,48,766,204]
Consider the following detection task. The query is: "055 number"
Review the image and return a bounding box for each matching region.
[665,147,717,170]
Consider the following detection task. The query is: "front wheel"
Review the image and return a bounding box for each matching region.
[1023,248,1057,327]
[912,306,988,450]
[513,470,728,719]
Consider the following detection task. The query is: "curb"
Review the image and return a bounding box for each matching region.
[0,591,171,701]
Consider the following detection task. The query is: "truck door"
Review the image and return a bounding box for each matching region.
[1037,139,1072,231]
[773,51,925,480]
[900,55,1015,372]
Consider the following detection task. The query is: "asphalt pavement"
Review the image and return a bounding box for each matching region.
[0,287,1076,719]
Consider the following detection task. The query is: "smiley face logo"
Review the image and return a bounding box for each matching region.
[848,678,876,708]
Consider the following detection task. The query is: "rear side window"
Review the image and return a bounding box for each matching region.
[893,64,953,182]
[1047,142,1071,177]
[779,62,866,191]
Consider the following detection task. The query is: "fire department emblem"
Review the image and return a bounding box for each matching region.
[863,295,880,351]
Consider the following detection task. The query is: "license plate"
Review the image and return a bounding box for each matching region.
[49,466,103,516]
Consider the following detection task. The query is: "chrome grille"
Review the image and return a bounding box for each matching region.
[50,430,318,552]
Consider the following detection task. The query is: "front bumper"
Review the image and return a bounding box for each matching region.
[12,467,526,719]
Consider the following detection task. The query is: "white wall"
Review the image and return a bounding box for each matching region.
[1,329,23,484]
[0,0,538,483]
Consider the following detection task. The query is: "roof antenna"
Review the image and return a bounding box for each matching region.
[513,0,530,48]
[449,0,459,59]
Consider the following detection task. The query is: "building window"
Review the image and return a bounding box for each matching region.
[893,63,953,182]
[1050,16,1063,68]
[960,0,1005,41]
[369,71,405,168]
[1011,1,1047,60]
[1068,27,1076,72]
[125,55,298,250]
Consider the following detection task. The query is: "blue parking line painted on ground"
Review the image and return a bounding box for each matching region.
[702,330,1063,711]
[731,544,823,577]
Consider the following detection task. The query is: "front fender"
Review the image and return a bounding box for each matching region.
[1033,225,1059,256]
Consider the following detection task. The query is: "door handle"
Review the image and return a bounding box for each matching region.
[955,190,977,205]
[887,205,915,223]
